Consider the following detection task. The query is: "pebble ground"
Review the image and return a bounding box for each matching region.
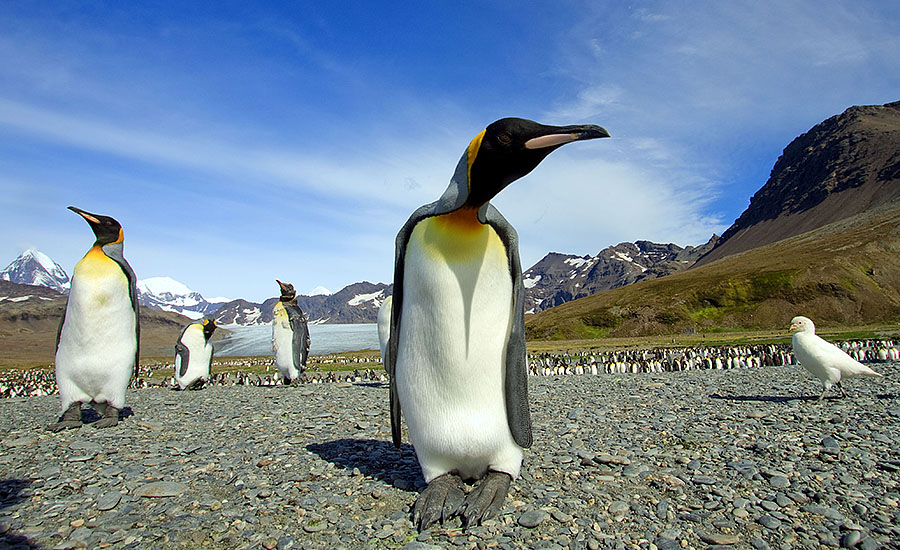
[1,363,899,550]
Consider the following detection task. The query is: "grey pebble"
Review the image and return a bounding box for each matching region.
[401,543,443,550]
[96,491,121,511]
[768,475,790,488]
[841,530,862,547]
[134,481,187,498]
[518,509,549,528]
[757,514,781,530]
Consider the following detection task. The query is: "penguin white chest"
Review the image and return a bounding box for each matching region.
[272,302,298,379]
[176,326,212,387]
[55,249,136,408]
[396,215,522,482]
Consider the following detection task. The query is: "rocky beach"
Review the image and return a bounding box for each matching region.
[2,362,899,550]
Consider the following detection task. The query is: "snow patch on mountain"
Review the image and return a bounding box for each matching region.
[523,275,541,288]
[348,290,385,307]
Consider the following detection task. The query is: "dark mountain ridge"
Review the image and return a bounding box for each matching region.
[697,101,900,265]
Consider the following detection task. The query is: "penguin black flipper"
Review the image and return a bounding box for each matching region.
[285,303,310,371]
[174,322,191,378]
[388,202,441,447]
[482,204,533,449]
[175,342,190,378]
[102,241,141,375]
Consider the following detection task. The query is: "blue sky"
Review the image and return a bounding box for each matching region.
[1,1,898,302]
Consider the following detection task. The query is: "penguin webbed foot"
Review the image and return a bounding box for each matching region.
[413,473,465,531]
[93,405,120,429]
[459,471,511,528]
[47,401,83,432]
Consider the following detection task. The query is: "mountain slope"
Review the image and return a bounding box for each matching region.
[0,249,70,293]
[526,200,900,340]
[697,101,900,265]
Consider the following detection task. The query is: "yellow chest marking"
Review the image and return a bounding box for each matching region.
[273,301,288,322]
[74,247,121,279]
[411,209,507,264]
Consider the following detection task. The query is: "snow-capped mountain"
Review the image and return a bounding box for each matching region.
[523,237,719,313]
[213,282,391,326]
[137,276,227,320]
[0,249,71,293]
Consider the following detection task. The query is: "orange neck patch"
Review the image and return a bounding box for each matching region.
[433,207,482,233]
[466,129,485,191]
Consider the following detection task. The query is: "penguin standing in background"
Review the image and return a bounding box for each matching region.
[377,295,392,371]
[174,319,217,390]
[49,206,140,431]
[272,280,310,384]
[388,118,609,529]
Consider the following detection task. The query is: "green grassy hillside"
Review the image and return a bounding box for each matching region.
[525,201,900,340]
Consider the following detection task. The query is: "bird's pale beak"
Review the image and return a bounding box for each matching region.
[524,125,610,150]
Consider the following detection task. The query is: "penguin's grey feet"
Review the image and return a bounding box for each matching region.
[47,401,83,432]
[459,471,511,528]
[93,405,120,429]
[289,377,302,386]
[412,473,465,531]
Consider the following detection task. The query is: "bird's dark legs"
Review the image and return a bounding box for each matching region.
[413,473,465,531]
[93,404,120,429]
[47,401,83,432]
[459,471,511,527]
[837,381,848,397]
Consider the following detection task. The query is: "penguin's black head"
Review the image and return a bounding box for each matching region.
[276,280,296,301]
[68,206,124,246]
[201,319,217,341]
[465,118,610,208]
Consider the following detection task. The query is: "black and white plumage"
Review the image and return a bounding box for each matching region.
[272,280,309,384]
[790,315,882,400]
[387,118,609,530]
[49,206,139,431]
[174,319,217,390]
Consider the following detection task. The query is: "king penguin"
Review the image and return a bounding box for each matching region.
[387,118,609,529]
[272,280,310,384]
[377,295,393,371]
[174,318,217,390]
[49,206,140,431]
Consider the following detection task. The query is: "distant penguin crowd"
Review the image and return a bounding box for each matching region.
[526,339,900,376]
[5,339,894,399]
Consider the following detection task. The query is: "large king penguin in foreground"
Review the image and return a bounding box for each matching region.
[174,319,217,390]
[388,118,609,529]
[49,207,139,431]
[272,280,310,384]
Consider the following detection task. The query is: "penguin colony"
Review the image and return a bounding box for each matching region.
[27,118,891,533]
[5,338,894,399]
